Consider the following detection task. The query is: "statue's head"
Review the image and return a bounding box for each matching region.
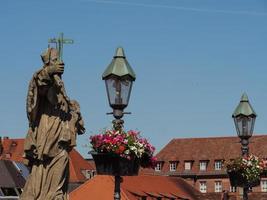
[41,48,62,66]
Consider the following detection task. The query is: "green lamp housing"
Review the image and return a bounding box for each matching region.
[232,93,257,139]
[102,47,136,112]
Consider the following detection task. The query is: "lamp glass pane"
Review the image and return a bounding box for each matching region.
[120,78,133,106]
[105,77,133,109]
[234,115,255,138]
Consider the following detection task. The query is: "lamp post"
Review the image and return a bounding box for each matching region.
[232,93,257,200]
[102,47,136,200]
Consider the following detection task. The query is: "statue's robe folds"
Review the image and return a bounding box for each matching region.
[20,68,82,200]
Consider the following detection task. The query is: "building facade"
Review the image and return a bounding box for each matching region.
[153,135,267,196]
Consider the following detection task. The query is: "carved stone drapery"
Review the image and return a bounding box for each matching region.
[20,48,85,200]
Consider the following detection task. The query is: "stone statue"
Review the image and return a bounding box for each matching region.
[20,48,85,200]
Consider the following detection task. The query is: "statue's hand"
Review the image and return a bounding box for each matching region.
[46,64,64,75]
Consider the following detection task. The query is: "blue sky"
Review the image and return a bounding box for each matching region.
[0,0,267,157]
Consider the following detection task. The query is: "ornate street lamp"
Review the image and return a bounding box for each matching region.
[102,47,136,135]
[232,93,257,156]
[103,47,136,120]
[232,93,257,200]
[101,47,136,200]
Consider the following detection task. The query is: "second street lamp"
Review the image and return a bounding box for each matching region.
[232,93,257,156]
[232,93,257,200]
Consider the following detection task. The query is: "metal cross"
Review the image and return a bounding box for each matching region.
[48,33,74,62]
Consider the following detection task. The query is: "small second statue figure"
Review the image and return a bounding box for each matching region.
[20,47,85,200]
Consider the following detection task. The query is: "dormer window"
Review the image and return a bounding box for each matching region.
[4,153,11,159]
[184,161,192,170]
[155,162,163,171]
[169,161,177,172]
[199,161,208,171]
[214,160,222,170]
[11,141,17,147]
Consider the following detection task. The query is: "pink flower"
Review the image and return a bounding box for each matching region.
[90,129,156,169]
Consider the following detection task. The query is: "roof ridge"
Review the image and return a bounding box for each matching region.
[172,134,267,140]
[120,186,130,200]
[70,175,111,194]
[69,176,92,194]
[69,158,79,182]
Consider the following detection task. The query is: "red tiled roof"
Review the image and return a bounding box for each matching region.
[86,159,96,169]
[122,175,199,199]
[0,138,94,183]
[156,134,267,162]
[69,175,129,200]
[69,175,201,200]
[69,150,94,183]
[1,138,24,161]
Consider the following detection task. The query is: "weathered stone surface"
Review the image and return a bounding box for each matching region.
[20,48,85,200]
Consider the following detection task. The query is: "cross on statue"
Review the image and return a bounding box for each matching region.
[48,33,74,62]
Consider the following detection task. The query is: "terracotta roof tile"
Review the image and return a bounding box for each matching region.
[70,175,200,200]
[86,159,96,169]
[69,175,129,200]
[69,150,95,182]
[155,134,267,173]
[1,138,24,162]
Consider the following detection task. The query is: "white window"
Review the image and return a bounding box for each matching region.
[230,186,237,193]
[199,181,207,193]
[199,161,207,171]
[169,162,177,171]
[214,160,222,170]
[261,180,267,192]
[155,163,162,171]
[184,161,192,170]
[82,169,95,179]
[215,181,222,192]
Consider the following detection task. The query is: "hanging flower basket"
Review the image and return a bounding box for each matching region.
[228,170,260,187]
[89,129,157,176]
[225,154,267,188]
[91,152,140,176]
